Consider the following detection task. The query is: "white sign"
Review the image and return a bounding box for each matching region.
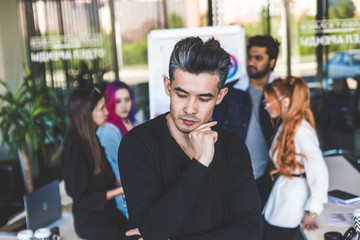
[147,25,246,119]
[299,19,360,34]
[29,33,106,63]
[30,48,106,62]
[29,34,104,50]
[299,18,360,47]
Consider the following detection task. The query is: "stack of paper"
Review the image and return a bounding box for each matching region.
[327,198,360,208]
[325,211,354,226]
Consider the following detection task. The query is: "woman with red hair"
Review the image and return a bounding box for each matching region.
[262,76,328,240]
[97,80,137,219]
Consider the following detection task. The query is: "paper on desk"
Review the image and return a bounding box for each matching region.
[327,199,360,208]
[326,211,354,226]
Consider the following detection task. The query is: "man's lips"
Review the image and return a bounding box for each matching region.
[179,115,200,126]
[182,119,196,125]
[248,66,257,72]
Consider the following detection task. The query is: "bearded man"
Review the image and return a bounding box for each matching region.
[213,35,280,209]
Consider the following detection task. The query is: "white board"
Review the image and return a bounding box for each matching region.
[147,25,246,119]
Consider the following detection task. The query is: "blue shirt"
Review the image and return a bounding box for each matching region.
[245,86,271,179]
[97,122,129,219]
[213,73,275,179]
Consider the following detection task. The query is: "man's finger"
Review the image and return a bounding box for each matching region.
[193,121,217,131]
[126,228,141,236]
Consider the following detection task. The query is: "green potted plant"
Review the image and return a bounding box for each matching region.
[0,69,65,193]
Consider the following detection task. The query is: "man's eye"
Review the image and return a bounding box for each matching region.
[255,56,262,61]
[177,94,186,98]
[199,98,210,102]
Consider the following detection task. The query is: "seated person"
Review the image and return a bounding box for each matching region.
[119,37,262,240]
[97,80,137,219]
[61,87,128,240]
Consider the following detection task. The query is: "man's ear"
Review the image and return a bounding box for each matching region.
[269,58,276,70]
[164,76,171,96]
[216,87,228,105]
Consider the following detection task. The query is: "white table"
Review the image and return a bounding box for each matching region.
[1,155,358,240]
[0,212,79,240]
[304,155,360,240]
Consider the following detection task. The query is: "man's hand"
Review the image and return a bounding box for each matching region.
[126,228,143,240]
[189,121,218,167]
[301,212,319,231]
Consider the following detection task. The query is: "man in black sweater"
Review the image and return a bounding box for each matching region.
[119,37,262,240]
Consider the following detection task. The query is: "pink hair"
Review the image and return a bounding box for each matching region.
[104,80,136,135]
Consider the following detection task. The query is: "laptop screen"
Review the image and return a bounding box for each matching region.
[0,180,62,235]
[24,180,62,230]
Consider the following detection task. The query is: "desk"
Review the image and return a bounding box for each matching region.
[0,212,79,240]
[304,155,360,240]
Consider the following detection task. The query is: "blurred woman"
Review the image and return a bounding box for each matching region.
[262,76,329,240]
[97,80,136,219]
[61,87,128,239]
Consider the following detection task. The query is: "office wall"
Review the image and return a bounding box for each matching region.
[0,0,24,157]
[0,0,24,92]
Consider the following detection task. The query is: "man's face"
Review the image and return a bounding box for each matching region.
[164,69,228,135]
[246,46,275,79]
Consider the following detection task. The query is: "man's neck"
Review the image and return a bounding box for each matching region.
[166,114,194,159]
[249,72,271,90]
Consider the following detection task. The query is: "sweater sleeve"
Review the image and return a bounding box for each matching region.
[62,141,107,211]
[119,134,210,240]
[173,138,263,240]
[296,125,329,214]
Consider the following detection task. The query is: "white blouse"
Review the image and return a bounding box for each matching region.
[263,119,329,228]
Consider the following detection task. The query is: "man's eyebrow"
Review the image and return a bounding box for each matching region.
[248,54,263,57]
[174,87,215,98]
[174,87,189,94]
[199,93,215,98]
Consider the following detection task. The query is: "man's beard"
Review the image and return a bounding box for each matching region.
[247,63,271,79]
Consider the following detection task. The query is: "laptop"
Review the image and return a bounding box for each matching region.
[0,180,62,235]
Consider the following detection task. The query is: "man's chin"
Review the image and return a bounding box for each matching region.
[177,124,197,134]
[249,73,267,79]
[178,127,192,134]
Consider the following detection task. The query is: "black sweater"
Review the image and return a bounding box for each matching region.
[61,136,127,240]
[119,114,262,240]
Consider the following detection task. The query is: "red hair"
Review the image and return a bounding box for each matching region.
[264,76,316,177]
[104,80,136,135]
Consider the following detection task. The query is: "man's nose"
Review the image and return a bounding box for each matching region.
[248,57,255,66]
[184,97,197,114]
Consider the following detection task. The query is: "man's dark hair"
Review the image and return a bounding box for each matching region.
[247,35,280,71]
[169,37,231,89]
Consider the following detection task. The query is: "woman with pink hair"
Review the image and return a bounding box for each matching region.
[97,80,137,219]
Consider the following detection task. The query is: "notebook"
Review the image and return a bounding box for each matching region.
[0,180,62,235]
[328,189,360,204]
